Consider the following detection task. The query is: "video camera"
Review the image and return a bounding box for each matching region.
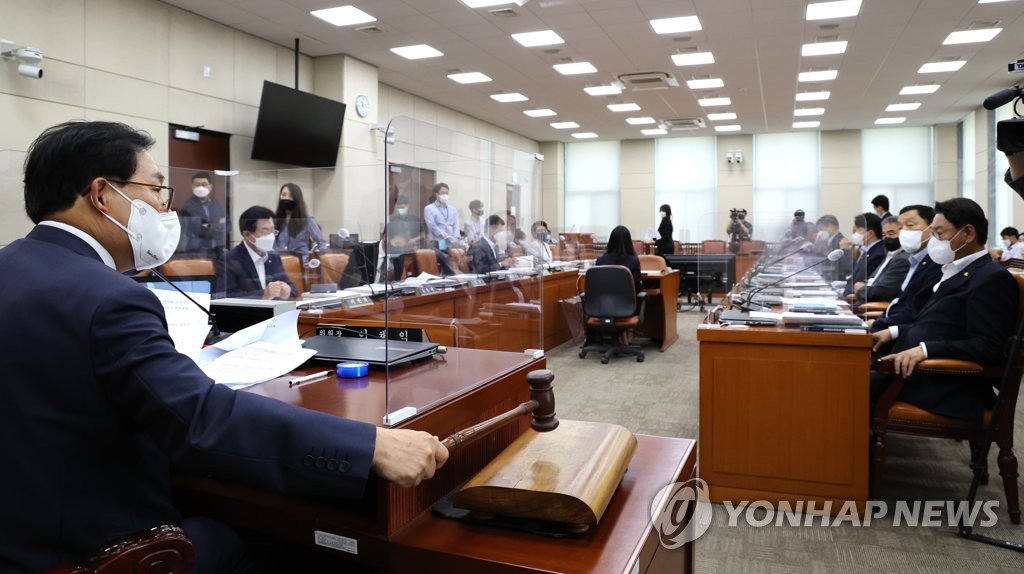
[729,208,746,221]
[989,60,1024,200]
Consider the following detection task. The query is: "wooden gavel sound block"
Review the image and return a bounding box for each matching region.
[452,419,637,532]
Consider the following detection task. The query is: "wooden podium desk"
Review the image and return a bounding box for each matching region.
[173,348,544,569]
[390,435,697,574]
[298,270,579,352]
[697,321,872,515]
[638,270,680,352]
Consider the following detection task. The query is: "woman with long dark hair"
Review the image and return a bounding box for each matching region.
[596,225,642,293]
[274,182,327,264]
[655,204,674,256]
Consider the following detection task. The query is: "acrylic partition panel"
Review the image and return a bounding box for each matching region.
[379,115,547,426]
[0,150,32,248]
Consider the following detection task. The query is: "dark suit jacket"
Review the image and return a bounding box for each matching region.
[0,225,375,571]
[655,218,674,256]
[178,196,227,256]
[217,242,298,298]
[815,232,851,282]
[855,250,910,302]
[468,238,504,274]
[889,254,1018,422]
[872,254,942,331]
[845,240,885,293]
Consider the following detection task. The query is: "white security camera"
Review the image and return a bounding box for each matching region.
[18,64,42,78]
[533,152,545,161]
[726,152,735,164]
[16,48,42,64]
[734,151,744,164]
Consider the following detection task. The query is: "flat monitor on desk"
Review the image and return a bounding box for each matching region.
[663,254,736,294]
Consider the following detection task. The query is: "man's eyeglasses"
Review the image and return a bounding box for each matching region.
[109,180,175,205]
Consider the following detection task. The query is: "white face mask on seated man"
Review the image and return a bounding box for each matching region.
[101,183,180,270]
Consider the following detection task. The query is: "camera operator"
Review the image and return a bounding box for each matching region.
[726,208,753,248]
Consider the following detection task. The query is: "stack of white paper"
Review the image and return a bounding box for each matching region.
[196,310,316,389]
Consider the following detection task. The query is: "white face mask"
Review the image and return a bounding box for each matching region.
[927,228,964,265]
[659,211,667,218]
[252,233,276,254]
[850,231,864,246]
[397,207,408,216]
[192,185,210,199]
[816,230,829,241]
[899,229,924,253]
[437,194,449,204]
[1003,239,1012,248]
[102,183,180,270]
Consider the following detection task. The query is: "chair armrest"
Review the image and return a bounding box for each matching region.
[860,301,889,313]
[46,525,195,574]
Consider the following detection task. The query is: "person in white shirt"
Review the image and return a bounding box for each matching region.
[463,199,485,244]
[523,220,554,266]
[999,226,1024,261]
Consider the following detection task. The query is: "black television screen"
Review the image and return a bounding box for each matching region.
[250,81,346,168]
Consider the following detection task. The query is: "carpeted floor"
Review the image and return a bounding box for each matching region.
[545,308,1024,573]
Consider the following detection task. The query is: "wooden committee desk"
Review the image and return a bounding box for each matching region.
[697,314,873,514]
[299,268,679,354]
[172,348,696,572]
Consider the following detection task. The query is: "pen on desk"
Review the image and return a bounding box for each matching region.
[289,370,332,387]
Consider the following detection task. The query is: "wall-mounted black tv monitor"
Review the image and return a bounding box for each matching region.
[250,81,346,168]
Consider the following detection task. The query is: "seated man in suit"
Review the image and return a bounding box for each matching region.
[870,205,942,336]
[841,212,885,295]
[218,205,298,299]
[469,214,514,274]
[847,216,910,304]
[870,198,1019,423]
[813,215,851,282]
[0,120,447,572]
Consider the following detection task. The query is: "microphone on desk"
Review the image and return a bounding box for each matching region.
[150,268,229,345]
[305,257,349,290]
[755,241,815,272]
[734,249,844,312]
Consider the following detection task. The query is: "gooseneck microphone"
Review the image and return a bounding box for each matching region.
[150,268,225,344]
[735,249,844,312]
[755,241,815,273]
[984,85,1023,111]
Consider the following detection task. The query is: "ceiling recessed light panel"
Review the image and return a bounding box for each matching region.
[649,16,702,35]
[707,112,737,121]
[448,72,492,84]
[943,28,1002,45]
[607,103,641,112]
[686,78,725,89]
[794,107,825,116]
[699,97,732,107]
[900,84,940,95]
[796,91,831,101]
[641,128,667,136]
[806,0,862,21]
[554,62,597,75]
[886,102,921,112]
[524,108,557,117]
[511,30,564,47]
[918,61,966,73]
[875,117,906,125]
[793,121,821,128]
[311,5,376,26]
[626,117,656,125]
[672,51,715,66]
[572,132,598,139]
[801,41,848,56]
[798,70,838,82]
[490,92,528,102]
[550,121,579,129]
[390,44,443,59]
[584,84,623,96]
[715,124,742,132]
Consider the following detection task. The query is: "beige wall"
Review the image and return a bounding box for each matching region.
[0,0,540,246]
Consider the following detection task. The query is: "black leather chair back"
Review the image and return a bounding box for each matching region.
[583,265,637,318]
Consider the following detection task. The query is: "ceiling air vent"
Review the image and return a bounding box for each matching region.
[661,118,706,131]
[488,8,519,18]
[356,25,384,35]
[618,72,679,91]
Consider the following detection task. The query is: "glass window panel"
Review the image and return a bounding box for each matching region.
[654,137,716,242]
[564,141,620,234]
[861,127,933,211]
[753,132,820,240]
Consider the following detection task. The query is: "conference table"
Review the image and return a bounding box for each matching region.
[696,279,874,515]
[298,268,680,354]
[172,349,697,572]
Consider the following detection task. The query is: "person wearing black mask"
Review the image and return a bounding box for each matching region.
[274,182,327,265]
[848,215,910,304]
[655,204,674,256]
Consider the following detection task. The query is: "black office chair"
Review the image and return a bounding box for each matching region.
[578,265,646,364]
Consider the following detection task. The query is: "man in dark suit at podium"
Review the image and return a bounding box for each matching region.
[217,205,298,299]
[0,121,447,572]
[871,198,1018,423]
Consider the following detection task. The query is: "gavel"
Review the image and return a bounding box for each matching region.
[441,369,558,451]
